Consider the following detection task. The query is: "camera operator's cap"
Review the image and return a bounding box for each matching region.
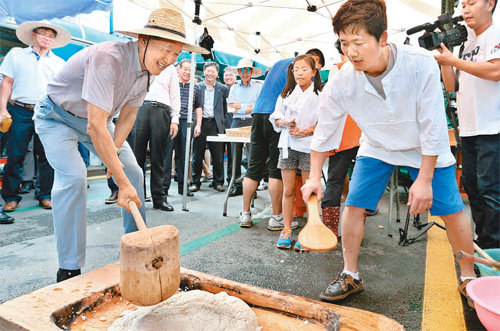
[230,58,263,77]
[117,8,210,55]
[16,21,71,48]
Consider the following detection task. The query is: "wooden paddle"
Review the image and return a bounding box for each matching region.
[298,194,338,251]
[120,201,180,306]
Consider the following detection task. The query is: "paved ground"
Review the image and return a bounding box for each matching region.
[0,170,485,330]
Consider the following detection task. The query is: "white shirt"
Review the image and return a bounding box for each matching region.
[457,24,500,137]
[203,86,215,118]
[312,44,455,169]
[144,65,181,124]
[270,84,320,157]
[0,46,65,104]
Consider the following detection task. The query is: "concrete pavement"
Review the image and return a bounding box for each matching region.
[0,173,485,330]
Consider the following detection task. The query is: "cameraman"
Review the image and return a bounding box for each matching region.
[434,0,499,249]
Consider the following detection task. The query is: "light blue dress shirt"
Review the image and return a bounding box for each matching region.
[228,80,262,119]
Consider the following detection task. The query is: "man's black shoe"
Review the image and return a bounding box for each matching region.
[319,272,364,302]
[19,181,34,194]
[104,190,119,204]
[0,211,14,224]
[228,185,243,197]
[189,184,200,192]
[57,268,81,282]
[153,200,174,211]
[213,184,225,192]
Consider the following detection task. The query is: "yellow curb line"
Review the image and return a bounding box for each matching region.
[421,214,466,331]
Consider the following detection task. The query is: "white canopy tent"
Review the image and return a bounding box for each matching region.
[117,0,443,66]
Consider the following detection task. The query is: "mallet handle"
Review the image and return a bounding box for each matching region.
[455,250,500,269]
[473,242,495,262]
[128,201,147,231]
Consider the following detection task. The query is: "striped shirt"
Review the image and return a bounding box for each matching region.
[179,82,201,120]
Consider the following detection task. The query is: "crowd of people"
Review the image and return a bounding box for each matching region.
[0,0,497,309]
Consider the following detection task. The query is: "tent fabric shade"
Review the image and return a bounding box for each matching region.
[0,0,112,24]
[126,0,441,64]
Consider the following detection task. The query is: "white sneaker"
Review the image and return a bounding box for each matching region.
[238,211,252,228]
[267,215,298,231]
[257,179,268,191]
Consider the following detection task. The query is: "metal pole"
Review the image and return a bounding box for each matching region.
[182,31,198,211]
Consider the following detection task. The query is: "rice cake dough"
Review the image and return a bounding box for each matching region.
[109,290,260,331]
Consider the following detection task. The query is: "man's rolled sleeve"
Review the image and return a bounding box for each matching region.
[417,57,449,156]
[311,82,347,152]
[169,69,181,124]
[81,50,119,113]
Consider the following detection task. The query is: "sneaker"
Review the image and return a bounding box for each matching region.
[319,272,364,302]
[267,215,298,231]
[238,211,252,228]
[257,180,268,191]
[294,240,309,252]
[458,278,475,309]
[145,195,152,202]
[277,229,293,249]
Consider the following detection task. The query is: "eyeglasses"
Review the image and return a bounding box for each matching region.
[35,31,56,39]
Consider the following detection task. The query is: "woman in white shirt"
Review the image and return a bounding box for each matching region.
[269,54,322,251]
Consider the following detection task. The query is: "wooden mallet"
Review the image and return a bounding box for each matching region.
[120,201,180,306]
[298,194,338,251]
[455,250,500,271]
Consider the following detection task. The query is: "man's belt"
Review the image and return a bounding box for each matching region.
[144,100,169,108]
[14,101,35,110]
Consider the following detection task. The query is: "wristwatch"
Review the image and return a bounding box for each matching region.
[115,147,122,157]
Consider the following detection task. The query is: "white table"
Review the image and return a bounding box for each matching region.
[206,134,251,216]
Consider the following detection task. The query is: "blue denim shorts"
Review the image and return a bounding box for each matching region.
[346,156,465,216]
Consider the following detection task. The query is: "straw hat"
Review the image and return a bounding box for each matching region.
[117,8,209,55]
[230,58,263,77]
[16,21,71,48]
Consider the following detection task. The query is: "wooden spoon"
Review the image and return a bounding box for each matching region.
[298,195,338,251]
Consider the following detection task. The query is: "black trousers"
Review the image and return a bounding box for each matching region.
[191,119,224,187]
[133,102,171,203]
[461,134,500,247]
[322,146,358,208]
[163,119,191,193]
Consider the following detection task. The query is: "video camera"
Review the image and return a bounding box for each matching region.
[406,13,467,50]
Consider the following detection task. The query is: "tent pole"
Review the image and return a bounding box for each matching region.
[182,30,198,211]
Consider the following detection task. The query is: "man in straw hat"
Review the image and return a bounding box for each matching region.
[33,8,208,282]
[0,21,70,221]
[226,58,262,197]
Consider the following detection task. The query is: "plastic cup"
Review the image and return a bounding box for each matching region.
[0,115,12,133]
[226,98,237,113]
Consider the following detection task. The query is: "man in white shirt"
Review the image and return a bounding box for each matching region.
[133,64,180,211]
[190,62,229,192]
[435,0,499,249]
[0,21,69,216]
[302,0,476,306]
